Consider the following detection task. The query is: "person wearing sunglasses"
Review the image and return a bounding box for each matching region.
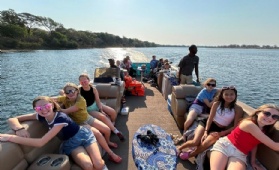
[53,83,122,164]
[0,96,107,170]
[210,104,279,170]
[78,73,125,143]
[183,78,219,134]
[178,85,243,167]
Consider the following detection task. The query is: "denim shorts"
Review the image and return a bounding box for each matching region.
[60,126,96,155]
[211,137,247,164]
[189,104,203,115]
[87,102,99,112]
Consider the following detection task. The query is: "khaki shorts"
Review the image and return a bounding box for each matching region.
[180,74,193,84]
[211,137,247,165]
[81,115,96,126]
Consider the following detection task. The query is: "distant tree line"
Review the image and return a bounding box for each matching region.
[0,9,278,50]
[203,44,278,49]
[0,9,159,50]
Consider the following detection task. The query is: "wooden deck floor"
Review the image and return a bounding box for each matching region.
[104,82,196,170]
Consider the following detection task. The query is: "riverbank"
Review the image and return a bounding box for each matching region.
[0,49,34,53]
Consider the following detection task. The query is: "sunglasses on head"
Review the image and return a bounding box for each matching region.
[65,89,76,95]
[222,86,236,90]
[262,111,279,121]
[34,103,52,112]
[206,83,216,87]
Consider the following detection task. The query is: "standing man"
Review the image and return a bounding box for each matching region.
[108,58,117,68]
[178,45,200,84]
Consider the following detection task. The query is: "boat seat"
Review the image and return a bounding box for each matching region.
[94,82,124,114]
[171,85,202,129]
[0,140,28,170]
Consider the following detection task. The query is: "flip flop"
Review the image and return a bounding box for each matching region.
[179,151,190,160]
[108,142,118,149]
[108,155,122,164]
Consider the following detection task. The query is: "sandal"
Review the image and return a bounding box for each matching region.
[108,142,118,149]
[179,151,190,160]
[108,155,122,164]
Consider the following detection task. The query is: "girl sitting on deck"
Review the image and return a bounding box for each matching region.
[53,83,122,163]
[177,86,243,165]
[210,104,279,170]
[78,73,125,142]
[183,78,219,133]
[0,96,106,170]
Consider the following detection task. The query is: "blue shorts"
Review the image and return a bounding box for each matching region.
[87,102,99,112]
[60,126,96,155]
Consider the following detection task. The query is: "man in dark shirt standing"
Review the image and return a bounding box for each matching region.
[108,58,117,68]
[178,45,200,84]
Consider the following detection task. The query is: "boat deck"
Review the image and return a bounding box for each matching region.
[104,81,196,170]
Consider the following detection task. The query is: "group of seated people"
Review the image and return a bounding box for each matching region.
[0,73,126,170]
[115,56,136,78]
[174,78,279,170]
[149,55,172,87]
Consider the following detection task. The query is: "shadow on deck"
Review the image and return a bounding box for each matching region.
[104,82,196,170]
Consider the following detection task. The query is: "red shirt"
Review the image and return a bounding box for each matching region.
[227,123,261,155]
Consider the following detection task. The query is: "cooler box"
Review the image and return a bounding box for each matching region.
[167,94,172,114]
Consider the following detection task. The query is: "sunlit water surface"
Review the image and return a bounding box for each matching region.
[1,47,278,132]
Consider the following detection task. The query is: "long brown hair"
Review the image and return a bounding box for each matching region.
[216,87,237,113]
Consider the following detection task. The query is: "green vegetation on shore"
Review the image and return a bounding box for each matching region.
[0,9,278,50]
[0,9,162,50]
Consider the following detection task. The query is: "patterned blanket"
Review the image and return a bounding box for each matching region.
[132,124,178,170]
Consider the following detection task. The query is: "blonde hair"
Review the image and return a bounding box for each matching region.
[247,104,279,131]
[202,78,216,87]
[63,82,80,94]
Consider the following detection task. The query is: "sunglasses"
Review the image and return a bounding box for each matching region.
[262,111,279,121]
[222,86,236,90]
[34,103,52,112]
[207,83,216,87]
[65,89,76,95]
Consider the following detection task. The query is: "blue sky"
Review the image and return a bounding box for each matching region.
[1,0,279,46]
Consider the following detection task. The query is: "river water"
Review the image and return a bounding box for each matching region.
[0,47,278,132]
